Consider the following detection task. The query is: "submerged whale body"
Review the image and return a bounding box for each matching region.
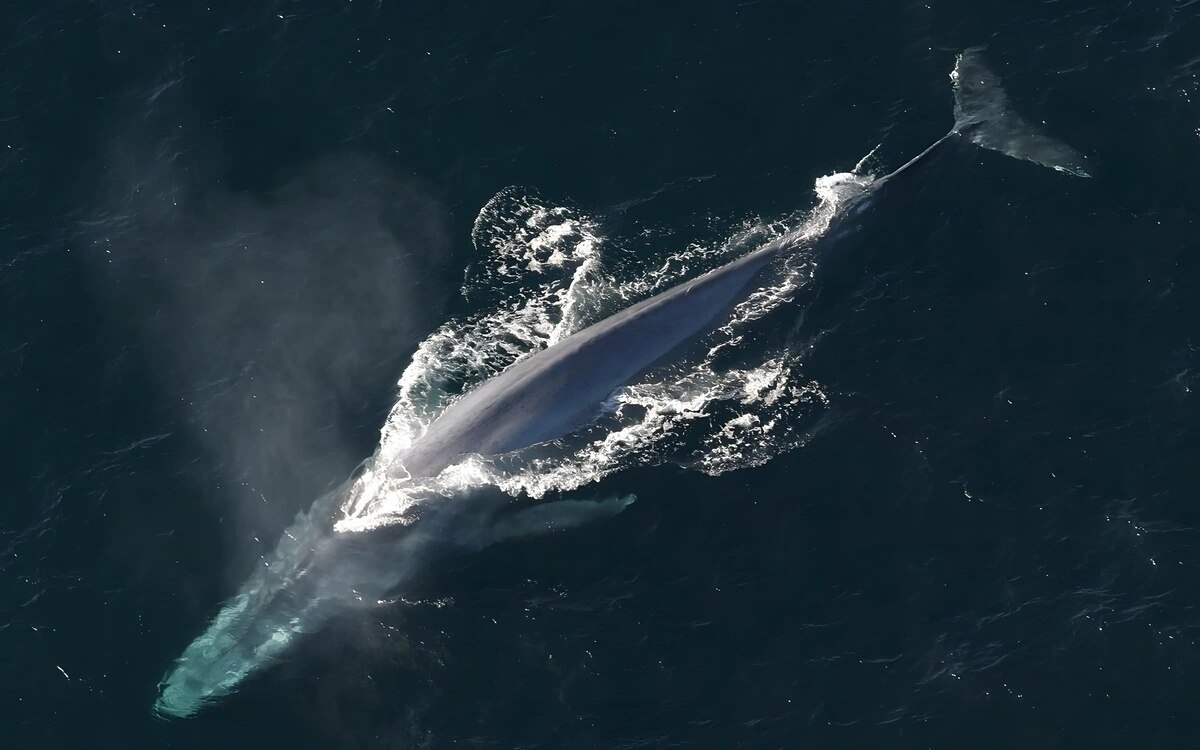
[154,49,1089,718]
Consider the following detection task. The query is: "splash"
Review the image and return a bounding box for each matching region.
[336,170,871,533]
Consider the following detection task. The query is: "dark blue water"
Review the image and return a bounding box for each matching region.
[5,1,1200,747]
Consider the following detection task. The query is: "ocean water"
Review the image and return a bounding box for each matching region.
[4,1,1200,747]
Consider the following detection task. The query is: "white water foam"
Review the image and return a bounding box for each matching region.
[336,171,872,533]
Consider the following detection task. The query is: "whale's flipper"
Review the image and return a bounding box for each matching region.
[951,48,1091,178]
[486,495,636,545]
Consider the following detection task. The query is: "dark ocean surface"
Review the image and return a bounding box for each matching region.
[4,1,1200,747]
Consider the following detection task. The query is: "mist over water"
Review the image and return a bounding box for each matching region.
[5,1,1200,748]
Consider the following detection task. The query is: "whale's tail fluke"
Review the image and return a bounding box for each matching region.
[951,47,1091,178]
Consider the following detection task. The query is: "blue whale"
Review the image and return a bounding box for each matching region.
[154,49,1088,718]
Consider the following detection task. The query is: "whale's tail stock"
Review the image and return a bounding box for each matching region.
[950,47,1091,178]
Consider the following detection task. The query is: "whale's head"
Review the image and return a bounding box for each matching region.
[153,485,383,719]
[154,530,352,718]
[154,585,294,718]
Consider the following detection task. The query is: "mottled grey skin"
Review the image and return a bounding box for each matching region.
[399,236,800,477]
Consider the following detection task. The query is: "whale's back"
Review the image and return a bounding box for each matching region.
[397,241,786,478]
